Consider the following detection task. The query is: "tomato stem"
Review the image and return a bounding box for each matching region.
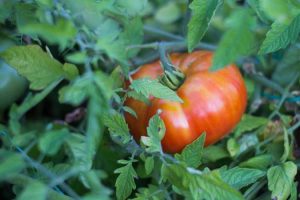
[158,43,185,90]
[158,43,175,73]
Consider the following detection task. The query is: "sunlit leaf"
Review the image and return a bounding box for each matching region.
[115,161,137,200]
[130,78,183,102]
[175,133,206,168]
[259,14,300,54]
[267,162,297,200]
[187,0,220,52]
[221,167,265,189]
[0,45,67,90]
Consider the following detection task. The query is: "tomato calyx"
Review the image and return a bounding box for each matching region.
[158,43,185,90]
[159,68,185,90]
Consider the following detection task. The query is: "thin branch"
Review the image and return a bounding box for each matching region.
[143,25,184,41]
[244,180,267,200]
[2,131,81,200]
[158,42,175,72]
[288,120,300,134]
[128,41,216,51]
[16,146,82,200]
[269,74,300,119]
[129,41,216,67]
[249,73,285,95]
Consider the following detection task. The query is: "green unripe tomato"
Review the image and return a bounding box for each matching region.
[0,60,27,110]
[0,35,27,111]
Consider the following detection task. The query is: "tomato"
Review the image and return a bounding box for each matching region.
[124,51,247,153]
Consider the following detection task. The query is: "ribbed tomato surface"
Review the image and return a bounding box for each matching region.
[125,51,247,153]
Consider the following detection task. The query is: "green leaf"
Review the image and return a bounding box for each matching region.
[130,78,183,102]
[66,51,87,64]
[175,133,206,168]
[18,181,48,200]
[290,182,298,200]
[280,128,290,162]
[0,0,15,23]
[155,2,181,24]
[127,91,150,104]
[20,19,77,49]
[202,145,230,163]
[38,128,70,155]
[141,114,165,153]
[221,167,265,189]
[226,138,240,157]
[0,150,26,181]
[247,0,270,23]
[132,184,165,200]
[162,164,244,200]
[115,161,137,200]
[103,112,131,144]
[81,170,112,197]
[15,3,38,39]
[63,0,114,31]
[93,71,115,101]
[12,132,35,147]
[122,106,137,118]
[259,14,300,54]
[238,133,259,153]
[121,17,144,58]
[96,39,127,64]
[66,134,92,171]
[9,174,71,200]
[234,114,269,137]
[96,16,143,63]
[9,79,61,135]
[144,156,154,175]
[187,0,220,52]
[239,154,273,169]
[212,9,256,71]
[36,0,54,8]
[272,45,300,86]
[259,0,298,21]
[114,0,148,17]
[58,74,92,106]
[86,94,105,161]
[0,45,65,90]
[62,63,79,80]
[267,161,297,200]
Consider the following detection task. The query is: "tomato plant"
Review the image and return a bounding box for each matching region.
[0,1,299,200]
[125,51,247,153]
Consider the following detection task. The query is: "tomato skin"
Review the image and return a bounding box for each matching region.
[125,51,247,153]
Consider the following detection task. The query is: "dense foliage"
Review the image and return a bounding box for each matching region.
[0,0,299,200]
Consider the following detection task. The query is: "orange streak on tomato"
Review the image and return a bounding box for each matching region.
[124,51,247,153]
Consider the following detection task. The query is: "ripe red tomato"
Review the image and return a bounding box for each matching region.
[125,51,247,153]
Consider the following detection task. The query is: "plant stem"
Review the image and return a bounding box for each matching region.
[128,41,216,51]
[268,74,300,119]
[248,73,285,95]
[129,41,216,67]
[2,131,81,200]
[288,120,300,134]
[158,42,176,72]
[16,147,82,200]
[143,25,184,41]
[244,180,267,200]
